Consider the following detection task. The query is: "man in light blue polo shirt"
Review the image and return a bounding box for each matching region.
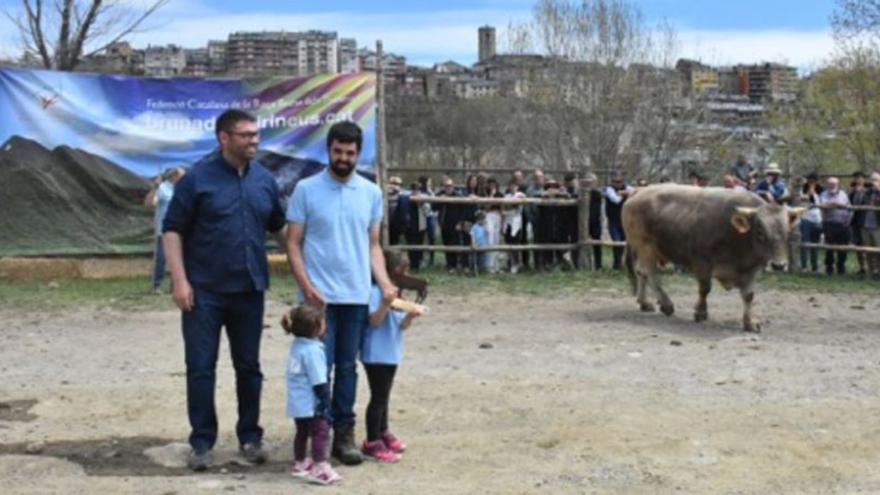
[286,121,396,466]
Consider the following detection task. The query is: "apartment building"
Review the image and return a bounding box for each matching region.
[183,48,210,77]
[207,40,228,75]
[737,63,798,102]
[676,59,720,96]
[226,30,339,77]
[358,48,407,74]
[338,37,358,73]
[144,44,186,77]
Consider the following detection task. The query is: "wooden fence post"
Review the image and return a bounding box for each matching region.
[375,40,390,246]
[578,179,592,271]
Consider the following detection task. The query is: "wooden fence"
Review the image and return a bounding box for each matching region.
[387,182,880,272]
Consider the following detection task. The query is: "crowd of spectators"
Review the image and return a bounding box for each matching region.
[716,155,880,278]
[386,168,633,274]
[385,159,880,279]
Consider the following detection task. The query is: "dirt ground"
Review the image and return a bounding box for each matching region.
[2,281,880,494]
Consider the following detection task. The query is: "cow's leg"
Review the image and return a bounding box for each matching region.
[634,251,655,312]
[694,270,711,323]
[636,272,654,312]
[739,276,760,332]
[646,266,674,317]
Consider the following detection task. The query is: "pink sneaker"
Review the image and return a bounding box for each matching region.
[382,431,407,453]
[305,461,342,486]
[361,439,401,463]
[290,459,313,478]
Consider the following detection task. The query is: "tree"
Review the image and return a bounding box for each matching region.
[832,0,880,39]
[5,0,170,71]
[772,47,880,175]
[508,0,687,179]
[768,0,880,176]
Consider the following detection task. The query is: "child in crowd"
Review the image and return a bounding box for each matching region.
[502,179,526,273]
[469,210,490,273]
[361,250,423,462]
[281,305,342,486]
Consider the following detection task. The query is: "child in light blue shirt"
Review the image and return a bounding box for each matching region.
[470,210,490,272]
[282,305,341,485]
[360,250,422,462]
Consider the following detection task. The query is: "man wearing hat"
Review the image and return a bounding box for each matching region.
[387,176,404,245]
[755,163,789,203]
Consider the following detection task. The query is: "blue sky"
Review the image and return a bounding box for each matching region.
[0,0,838,69]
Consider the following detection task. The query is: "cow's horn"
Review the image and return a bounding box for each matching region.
[788,207,806,216]
[735,207,758,217]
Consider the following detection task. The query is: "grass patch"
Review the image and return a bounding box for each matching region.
[0,277,171,311]
[0,268,876,312]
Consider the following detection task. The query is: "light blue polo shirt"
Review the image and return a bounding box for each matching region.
[470,223,489,247]
[154,181,175,237]
[361,285,406,365]
[287,169,383,304]
[286,337,327,419]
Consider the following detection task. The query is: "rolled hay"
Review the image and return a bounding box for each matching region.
[268,253,289,276]
[79,258,151,279]
[0,257,152,281]
[0,257,83,280]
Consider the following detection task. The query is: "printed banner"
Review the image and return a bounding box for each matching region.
[0,67,376,257]
[0,67,377,177]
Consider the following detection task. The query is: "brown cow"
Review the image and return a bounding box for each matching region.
[622,184,803,332]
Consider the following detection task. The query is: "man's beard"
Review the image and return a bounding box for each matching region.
[330,159,355,178]
[243,144,257,159]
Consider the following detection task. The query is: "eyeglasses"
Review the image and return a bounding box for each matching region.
[228,131,259,139]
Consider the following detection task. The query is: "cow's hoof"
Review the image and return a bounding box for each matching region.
[743,322,762,333]
[639,302,656,313]
[659,303,675,317]
[694,311,708,323]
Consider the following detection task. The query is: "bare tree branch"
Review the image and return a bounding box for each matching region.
[82,2,169,58]
[9,0,170,70]
[832,0,880,39]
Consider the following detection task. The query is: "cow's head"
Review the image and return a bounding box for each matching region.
[730,204,805,270]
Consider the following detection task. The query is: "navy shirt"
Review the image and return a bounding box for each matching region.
[163,154,286,293]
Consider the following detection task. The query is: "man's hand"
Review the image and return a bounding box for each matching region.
[303,285,325,308]
[172,278,194,312]
[381,283,398,305]
[382,288,396,306]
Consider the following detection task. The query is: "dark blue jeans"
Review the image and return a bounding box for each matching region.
[799,220,822,271]
[182,289,265,451]
[323,304,369,428]
[823,222,851,274]
[608,221,626,270]
[151,236,166,289]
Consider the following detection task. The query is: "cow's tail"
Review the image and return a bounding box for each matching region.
[624,243,637,296]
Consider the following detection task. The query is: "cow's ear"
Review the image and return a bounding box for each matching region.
[731,213,752,234]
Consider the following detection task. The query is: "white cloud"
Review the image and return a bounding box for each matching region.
[677,29,836,71]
